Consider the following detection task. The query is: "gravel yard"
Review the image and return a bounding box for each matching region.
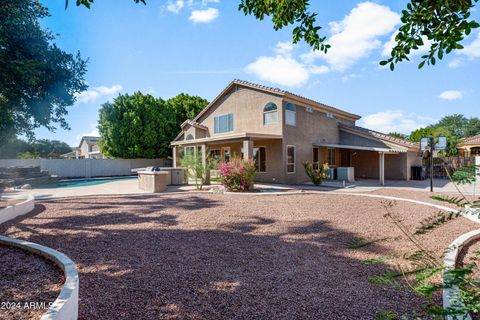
[0,192,478,319]
[0,244,63,320]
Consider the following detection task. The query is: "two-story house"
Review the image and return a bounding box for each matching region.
[76,136,106,159]
[171,80,421,185]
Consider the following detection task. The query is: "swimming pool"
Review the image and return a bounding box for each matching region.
[34,176,137,189]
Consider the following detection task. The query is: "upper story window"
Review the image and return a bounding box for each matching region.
[185,134,194,140]
[214,113,234,134]
[285,103,296,126]
[263,102,278,125]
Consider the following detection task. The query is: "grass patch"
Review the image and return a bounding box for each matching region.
[347,236,389,249]
[363,255,392,265]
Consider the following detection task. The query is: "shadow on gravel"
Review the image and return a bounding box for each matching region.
[1,194,427,320]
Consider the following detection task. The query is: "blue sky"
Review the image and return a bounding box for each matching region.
[37,0,480,146]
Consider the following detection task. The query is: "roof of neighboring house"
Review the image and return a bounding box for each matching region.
[78,136,100,148]
[192,79,361,123]
[339,124,419,150]
[458,134,480,147]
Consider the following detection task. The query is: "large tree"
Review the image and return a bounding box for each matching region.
[0,138,72,158]
[71,0,479,70]
[0,0,87,144]
[98,92,208,159]
[98,92,175,158]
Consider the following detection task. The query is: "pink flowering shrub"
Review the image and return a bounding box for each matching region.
[217,157,256,192]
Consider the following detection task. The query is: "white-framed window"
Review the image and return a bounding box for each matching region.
[184,146,195,157]
[222,147,231,162]
[185,134,194,140]
[285,103,296,126]
[263,102,278,125]
[328,148,336,166]
[312,147,319,169]
[287,145,295,173]
[214,113,234,134]
[253,146,266,172]
[210,149,221,161]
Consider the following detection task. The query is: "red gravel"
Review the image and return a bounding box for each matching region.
[0,193,478,319]
[0,244,63,320]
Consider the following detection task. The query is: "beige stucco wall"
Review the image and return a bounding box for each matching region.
[197,86,284,137]
[79,140,89,158]
[282,100,342,184]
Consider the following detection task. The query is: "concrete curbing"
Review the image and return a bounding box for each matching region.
[443,229,480,320]
[0,193,35,224]
[0,194,79,320]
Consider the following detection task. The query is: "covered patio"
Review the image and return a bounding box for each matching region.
[171,132,284,184]
[314,143,408,186]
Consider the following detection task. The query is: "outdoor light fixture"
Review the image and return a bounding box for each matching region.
[420,136,447,192]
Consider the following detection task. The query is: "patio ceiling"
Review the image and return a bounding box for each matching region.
[170,132,282,146]
[313,143,406,154]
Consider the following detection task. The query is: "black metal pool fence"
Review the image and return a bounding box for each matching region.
[422,156,476,178]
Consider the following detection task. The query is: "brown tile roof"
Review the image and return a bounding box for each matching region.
[181,120,208,130]
[232,79,361,120]
[339,124,419,149]
[460,134,480,146]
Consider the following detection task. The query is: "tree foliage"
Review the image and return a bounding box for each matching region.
[71,0,479,69]
[98,92,208,159]
[0,0,88,143]
[0,138,72,159]
[408,114,480,156]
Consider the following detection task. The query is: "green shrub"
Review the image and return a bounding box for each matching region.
[303,161,330,186]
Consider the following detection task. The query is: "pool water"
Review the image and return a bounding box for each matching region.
[34,176,137,189]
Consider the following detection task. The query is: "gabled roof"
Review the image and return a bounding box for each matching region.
[180,120,208,130]
[339,124,419,150]
[192,79,361,123]
[78,136,100,148]
[458,134,480,146]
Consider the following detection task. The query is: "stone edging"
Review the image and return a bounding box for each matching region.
[443,229,480,320]
[0,194,79,320]
[0,193,35,224]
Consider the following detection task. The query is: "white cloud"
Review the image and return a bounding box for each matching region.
[75,84,122,104]
[302,2,400,70]
[439,90,463,100]
[76,123,100,142]
[201,0,219,5]
[460,32,480,58]
[246,55,309,87]
[189,8,219,23]
[245,41,329,87]
[166,0,184,13]
[448,58,463,68]
[359,110,434,134]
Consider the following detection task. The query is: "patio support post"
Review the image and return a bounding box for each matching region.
[379,152,385,186]
[201,144,210,184]
[243,139,254,160]
[172,146,177,167]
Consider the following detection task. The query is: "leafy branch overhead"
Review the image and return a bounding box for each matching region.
[70,0,479,70]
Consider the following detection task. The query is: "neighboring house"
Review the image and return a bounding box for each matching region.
[171,80,421,185]
[60,148,80,159]
[76,136,106,159]
[457,134,480,156]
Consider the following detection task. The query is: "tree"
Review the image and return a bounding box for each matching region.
[98,92,208,159]
[98,92,176,158]
[0,137,72,158]
[165,93,209,137]
[0,0,88,144]
[70,0,479,69]
[388,132,407,140]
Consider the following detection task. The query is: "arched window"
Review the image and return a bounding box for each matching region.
[263,102,278,125]
[186,134,194,140]
[285,103,296,126]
